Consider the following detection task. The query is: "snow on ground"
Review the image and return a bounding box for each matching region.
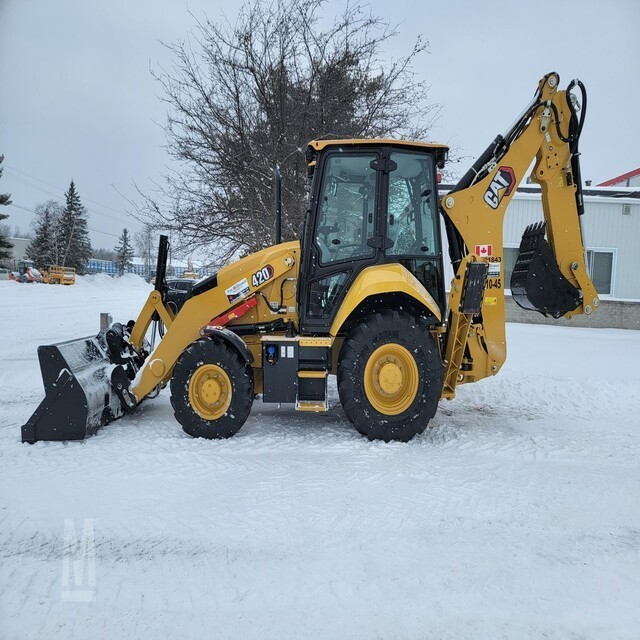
[1,276,639,639]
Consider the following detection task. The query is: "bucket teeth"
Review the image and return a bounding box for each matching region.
[510,222,581,318]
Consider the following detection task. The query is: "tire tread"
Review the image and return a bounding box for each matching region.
[170,338,253,439]
[337,310,442,442]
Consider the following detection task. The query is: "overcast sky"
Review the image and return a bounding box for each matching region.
[1,0,638,251]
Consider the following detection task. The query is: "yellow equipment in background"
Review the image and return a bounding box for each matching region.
[181,260,200,279]
[47,265,76,285]
[22,72,598,444]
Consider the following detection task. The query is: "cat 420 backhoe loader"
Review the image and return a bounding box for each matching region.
[22,72,598,444]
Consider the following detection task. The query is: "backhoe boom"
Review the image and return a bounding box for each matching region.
[441,72,598,396]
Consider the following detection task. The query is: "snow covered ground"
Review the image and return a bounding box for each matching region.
[1,275,639,639]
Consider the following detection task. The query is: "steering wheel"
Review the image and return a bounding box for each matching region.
[318,224,339,240]
[332,242,363,260]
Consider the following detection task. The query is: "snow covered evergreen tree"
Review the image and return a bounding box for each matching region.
[0,155,14,262]
[114,227,134,275]
[59,180,92,273]
[26,200,64,267]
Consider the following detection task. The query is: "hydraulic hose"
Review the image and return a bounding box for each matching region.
[566,80,587,215]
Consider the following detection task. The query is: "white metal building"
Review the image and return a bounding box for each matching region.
[0,236,30,267]
[502,186,640,300]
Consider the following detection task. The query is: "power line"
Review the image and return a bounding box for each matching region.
[4,167,65,193]
[8,203,121,238]
[6,164,132,215]
[5,172,62,200]
[6,172,132,227]
[4,166,135,226]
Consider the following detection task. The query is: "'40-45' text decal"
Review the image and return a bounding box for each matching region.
[251,265,275,288]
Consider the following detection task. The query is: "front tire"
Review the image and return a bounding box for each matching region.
[337,310,442,442]
[170,338,254,439]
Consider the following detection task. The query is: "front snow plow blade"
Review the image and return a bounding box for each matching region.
[21,333,125,443]
[510,222,582,319]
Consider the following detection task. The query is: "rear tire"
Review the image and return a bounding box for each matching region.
[170,338,254,439]
[337,310,442,442]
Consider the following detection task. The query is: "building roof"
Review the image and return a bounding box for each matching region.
[597,168,640,187]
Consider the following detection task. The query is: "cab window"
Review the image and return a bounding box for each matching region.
[386,151,438,257]
[314,154,377,265]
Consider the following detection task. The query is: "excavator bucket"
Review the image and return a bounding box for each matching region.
[510,222,582,319]
[21,333,125,443]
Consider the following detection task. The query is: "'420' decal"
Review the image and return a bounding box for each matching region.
[251,264,275,288]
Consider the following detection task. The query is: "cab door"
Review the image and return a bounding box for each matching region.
[299,150,381,333]
[384,149,446,312]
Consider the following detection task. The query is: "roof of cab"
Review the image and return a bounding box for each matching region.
[308,138,449,152]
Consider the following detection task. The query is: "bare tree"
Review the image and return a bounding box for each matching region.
[13,225,32,239]
[93,247,117,261]
[133,223,158,279]
[136,0,439,262]
[0,155,13,262]
[26,200,64,267]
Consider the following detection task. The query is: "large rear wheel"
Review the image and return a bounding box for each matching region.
[337,310,442,442]
[170,338,254,439]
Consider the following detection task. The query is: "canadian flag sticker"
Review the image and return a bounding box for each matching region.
[475,244,493,257]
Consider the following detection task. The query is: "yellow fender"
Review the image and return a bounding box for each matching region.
[329,264,441,337]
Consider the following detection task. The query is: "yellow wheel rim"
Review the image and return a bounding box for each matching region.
[188,364,232,420]
[364,343,419,416]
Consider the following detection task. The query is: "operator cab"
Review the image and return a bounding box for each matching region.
[299,139,449,334]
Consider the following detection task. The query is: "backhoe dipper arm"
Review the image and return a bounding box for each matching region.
[440,72,598,398]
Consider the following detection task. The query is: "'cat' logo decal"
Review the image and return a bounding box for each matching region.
[483,166,516,209]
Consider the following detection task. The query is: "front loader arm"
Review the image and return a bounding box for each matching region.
[129,242,299,403]
[129,289,175,351]
[440,72,598,398]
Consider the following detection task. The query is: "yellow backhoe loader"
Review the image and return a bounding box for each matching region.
[22,72,598,444]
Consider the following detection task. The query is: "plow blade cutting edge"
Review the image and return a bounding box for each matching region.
[21,332,127,443]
